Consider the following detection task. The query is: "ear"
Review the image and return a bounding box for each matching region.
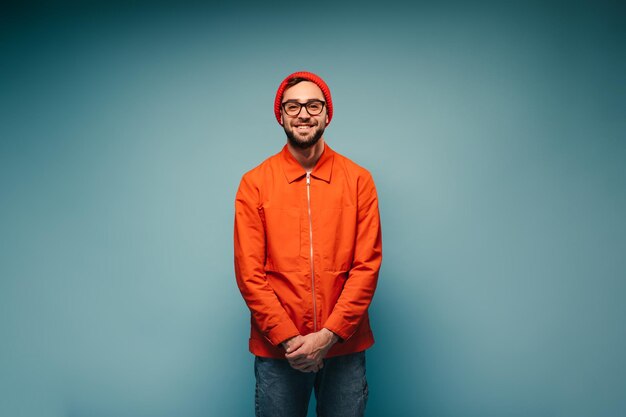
[326,114,329,124]
[280,114,284,125]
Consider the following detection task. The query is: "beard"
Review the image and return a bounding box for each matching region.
[284,123,326,149]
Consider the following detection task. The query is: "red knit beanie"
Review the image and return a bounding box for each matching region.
[274,71,333,125]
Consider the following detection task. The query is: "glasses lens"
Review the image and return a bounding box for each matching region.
[283,102,301,115]
[306,101,324,115]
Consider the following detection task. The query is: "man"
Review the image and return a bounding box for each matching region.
[234,71,382,417]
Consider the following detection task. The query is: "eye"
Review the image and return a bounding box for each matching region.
[284,103,300,113]
[307,102,322,111]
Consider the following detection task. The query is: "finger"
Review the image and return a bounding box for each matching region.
[290,361,313,372]
[285,350,305,360]
[287,356,306,365]
[288,362,305,371]
[285,345,308,359]
[289,357,314,367]
[309,360,323,373]
[300,364,318,373]
[292,355,319,365]
[285,338,304,354]
[290,354,310,363]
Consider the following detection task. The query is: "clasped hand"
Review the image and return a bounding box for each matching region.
[282,329,338,373]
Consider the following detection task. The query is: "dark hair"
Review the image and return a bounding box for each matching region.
[285,77,309,89]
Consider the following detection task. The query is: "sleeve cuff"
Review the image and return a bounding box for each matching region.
[265,321,300,347]
[322,316,355,342]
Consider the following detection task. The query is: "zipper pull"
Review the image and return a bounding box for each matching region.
[306,172,311,186]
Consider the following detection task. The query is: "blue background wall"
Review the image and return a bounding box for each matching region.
[1,1,624,416]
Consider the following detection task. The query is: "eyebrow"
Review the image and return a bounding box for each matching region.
[282,99,324,104]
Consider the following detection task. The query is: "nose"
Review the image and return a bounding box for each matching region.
[295,105,311,118]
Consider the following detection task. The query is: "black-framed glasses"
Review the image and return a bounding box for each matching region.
[281,100,326,116]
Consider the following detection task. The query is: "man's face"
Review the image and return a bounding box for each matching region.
[281,81,329,149]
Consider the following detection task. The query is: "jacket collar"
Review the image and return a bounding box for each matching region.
[280,143,334,184]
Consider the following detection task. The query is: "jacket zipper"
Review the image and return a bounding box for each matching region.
[306,172,318,332]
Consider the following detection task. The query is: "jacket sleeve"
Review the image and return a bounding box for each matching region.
[323,172,382,341]
[234,174,300,346]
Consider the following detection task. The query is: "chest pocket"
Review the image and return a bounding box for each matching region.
[262,207,302,272]
[320,206,357,272]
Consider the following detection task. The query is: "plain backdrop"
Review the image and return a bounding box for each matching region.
[1,1,624,416]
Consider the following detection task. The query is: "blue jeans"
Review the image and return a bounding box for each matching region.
[254,351,368,417]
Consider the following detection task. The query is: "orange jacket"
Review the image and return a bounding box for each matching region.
[234,144,382,358]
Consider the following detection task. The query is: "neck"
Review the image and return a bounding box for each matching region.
[287,138,325,171]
